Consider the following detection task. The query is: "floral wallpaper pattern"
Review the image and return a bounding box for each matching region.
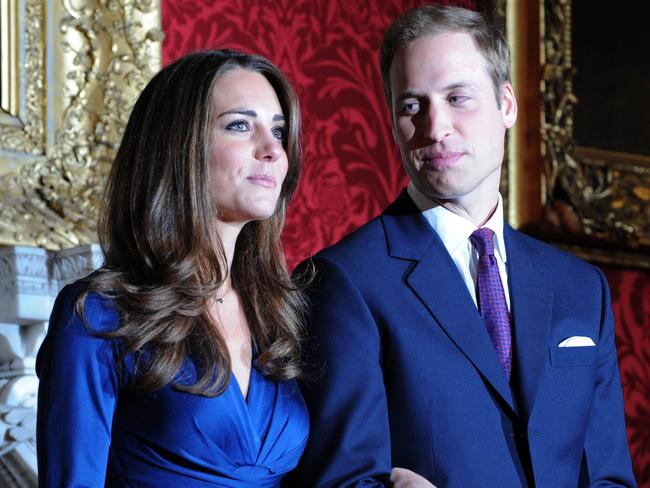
[162,0,473,269]
[603,266,650,485]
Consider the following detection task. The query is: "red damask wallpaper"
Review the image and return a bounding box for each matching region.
[162,1,648,484]
[603,267,650,485]
[163,0,474,269]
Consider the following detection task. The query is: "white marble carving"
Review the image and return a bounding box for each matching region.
[0,244,103,486]
[0,247,50,325]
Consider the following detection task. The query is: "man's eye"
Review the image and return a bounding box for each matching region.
[448,95,470,105]
[401,102,420,114]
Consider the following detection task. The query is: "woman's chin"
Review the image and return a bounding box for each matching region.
[218,207,277,226]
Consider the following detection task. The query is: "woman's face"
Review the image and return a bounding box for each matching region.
[210,68,289,226]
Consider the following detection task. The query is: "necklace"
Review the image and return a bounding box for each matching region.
[216,288,232,304]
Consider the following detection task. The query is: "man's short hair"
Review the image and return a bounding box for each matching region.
[380,5,511,106]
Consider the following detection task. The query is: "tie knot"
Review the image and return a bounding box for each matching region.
[470,227,495,257]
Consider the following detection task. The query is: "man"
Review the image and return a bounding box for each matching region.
[285,5,636,488]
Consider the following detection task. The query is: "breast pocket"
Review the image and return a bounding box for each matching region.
[549,346,598,367]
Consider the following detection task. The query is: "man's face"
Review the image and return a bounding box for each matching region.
[390,32,517,211]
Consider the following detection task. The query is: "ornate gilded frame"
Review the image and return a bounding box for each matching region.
[501,0,650,269]
[0,0,162,250]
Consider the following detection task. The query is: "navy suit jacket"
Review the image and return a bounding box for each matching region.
[285,191,636,487]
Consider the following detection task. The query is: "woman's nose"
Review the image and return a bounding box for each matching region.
[254,128,283,162]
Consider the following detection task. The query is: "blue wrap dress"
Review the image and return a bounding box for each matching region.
[36,282,309,487]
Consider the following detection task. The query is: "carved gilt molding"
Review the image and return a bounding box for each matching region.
[540,1,650,268]
[503,0,649,269]
[0,0,43,156]
[0,0,163,250]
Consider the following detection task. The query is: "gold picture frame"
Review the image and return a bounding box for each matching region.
[0,0,162,250]
[501,0,650,270]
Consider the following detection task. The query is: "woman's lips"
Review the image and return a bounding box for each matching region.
[246,174,277,187]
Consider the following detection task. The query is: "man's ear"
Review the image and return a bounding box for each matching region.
[388,96,399,143]
[500,82,518,129]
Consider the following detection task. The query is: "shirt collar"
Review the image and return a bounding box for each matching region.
[407,182,508,263]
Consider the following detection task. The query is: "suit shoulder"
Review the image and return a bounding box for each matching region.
[508,228,604,282]
[313,216,386,265]
[292,216,390,293]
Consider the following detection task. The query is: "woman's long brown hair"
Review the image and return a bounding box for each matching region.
[79,50,306,396]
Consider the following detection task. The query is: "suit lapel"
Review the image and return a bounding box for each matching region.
[382,192,517,415]
[505,226,553,419]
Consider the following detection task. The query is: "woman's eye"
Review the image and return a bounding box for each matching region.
[272,127,286,141]
[226,120,250,132]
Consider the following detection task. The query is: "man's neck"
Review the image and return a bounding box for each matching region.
[407,182,499,227]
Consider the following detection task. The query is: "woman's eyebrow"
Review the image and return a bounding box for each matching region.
[217,109,285,122]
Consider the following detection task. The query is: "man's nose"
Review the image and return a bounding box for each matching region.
[424,105,452,143]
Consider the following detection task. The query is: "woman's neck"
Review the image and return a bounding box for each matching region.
[215,219,245,278]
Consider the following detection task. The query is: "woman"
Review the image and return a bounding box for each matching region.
[36,50,308,487]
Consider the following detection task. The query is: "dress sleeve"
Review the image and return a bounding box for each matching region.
[36,284,125,488]
[284,257,391,488]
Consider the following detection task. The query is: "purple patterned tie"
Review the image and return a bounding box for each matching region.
[470,227,512,380]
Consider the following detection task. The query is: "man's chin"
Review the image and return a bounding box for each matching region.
[418,181,467,202]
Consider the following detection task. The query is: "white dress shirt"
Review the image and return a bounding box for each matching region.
[407,183,511,310]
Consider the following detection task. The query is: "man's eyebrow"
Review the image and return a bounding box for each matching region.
[395,90,421,101]
[217,109,285,121]
[395,81,479,100]
[444,81,478,91]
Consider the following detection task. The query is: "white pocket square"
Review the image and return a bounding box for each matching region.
[558,336,596,347]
